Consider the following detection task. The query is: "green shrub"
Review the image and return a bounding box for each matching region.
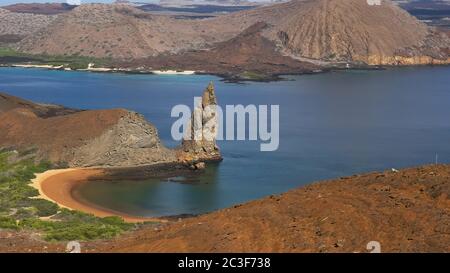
[0,216,18,230]
[0,151,134,241]
[30,199,58,217]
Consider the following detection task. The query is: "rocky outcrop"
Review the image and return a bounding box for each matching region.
[67,111,177,167]
[178,82,222,163]
[0,83,221,168]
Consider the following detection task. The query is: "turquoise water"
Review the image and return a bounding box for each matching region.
[1,66,450,216]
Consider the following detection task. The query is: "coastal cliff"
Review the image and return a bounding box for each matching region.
[0,83,221,168]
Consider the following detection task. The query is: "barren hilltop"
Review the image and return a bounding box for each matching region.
[11,0,449,69]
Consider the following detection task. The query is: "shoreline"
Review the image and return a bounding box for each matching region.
[2,62,449,83]
[31,168,166,223]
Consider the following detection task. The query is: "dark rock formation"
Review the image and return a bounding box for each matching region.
[179,82,222,164]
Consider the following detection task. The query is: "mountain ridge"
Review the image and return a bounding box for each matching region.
[6,0,450,70]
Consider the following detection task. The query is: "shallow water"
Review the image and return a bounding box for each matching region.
[1,66,449,217]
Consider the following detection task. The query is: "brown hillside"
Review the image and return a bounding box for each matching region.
[0,8,56,44]
[0,92,78,117]
[263,0,450,64]
[0,93,173,167]
[118,22,319,77]
[16,0,450,66]
[18,4,240,59]
[2,3,75,15]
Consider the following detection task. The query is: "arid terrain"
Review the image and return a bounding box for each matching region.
[0,0,447,80]
[0,164,448,253]
[2,3,76,15]
[0,8,56,45]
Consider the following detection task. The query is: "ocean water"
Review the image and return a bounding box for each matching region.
[1,66,449,217]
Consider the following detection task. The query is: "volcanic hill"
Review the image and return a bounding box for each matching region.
[15,0,450,67]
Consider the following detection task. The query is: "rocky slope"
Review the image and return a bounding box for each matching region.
[17,4,239,59]
[264,0,450,65]
[1,164,448,252]
[0,84,220,168]
[0,93,79,117]
[117,22,319,80]
[7,0,450,70]
[215,0,450,65]
[0,8,56,44]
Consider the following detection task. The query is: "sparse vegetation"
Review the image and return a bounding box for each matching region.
[239,71,268,81]
[0,150,136,241]
[0,47,113,70]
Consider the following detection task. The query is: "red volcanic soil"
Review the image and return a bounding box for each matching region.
[1,164,448,253]
[0,92,129,163]
[0,107,128,162]
[0,93,78,117]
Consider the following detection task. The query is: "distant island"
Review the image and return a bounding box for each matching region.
[0,0,448,81]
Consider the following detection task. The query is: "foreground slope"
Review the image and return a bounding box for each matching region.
[0,164,448,252]
[89,164,450,252]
